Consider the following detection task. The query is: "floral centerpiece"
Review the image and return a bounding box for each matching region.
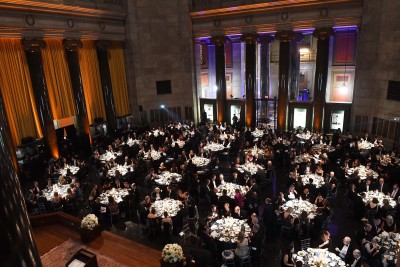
[80,214,101,243]
[161,243,184,264]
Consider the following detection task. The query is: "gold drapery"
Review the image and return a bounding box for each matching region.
[108,42,130,117]
[42,38,76,119]
[78,40,106,124]
[0,39,43,145]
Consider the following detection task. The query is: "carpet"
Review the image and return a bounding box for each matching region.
[41,239,128,267]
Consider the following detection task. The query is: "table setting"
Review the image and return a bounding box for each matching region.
[374,231,400,266]
[151,129,165,137]
[154,171,182,186]
[145,150,162,160]
[99,188,129,205]
[251,128,265,139]
[245,146,265,156]
[43,183,70,201]
[237,162,264,176]
[107,164,132,177]
[58,165,80,176]
[204,142,225,152]
[294,248,346,266]
[210,217,252,243]
[216,183,248,199]
[359,191,396,208]
[300,173,326,188]
[189,156,210,167]
[152,199,182,218]
[172,139,186,148]
[296,132,313,141]
[123,138,140,147]
[346,165,379,180]
[358,139,375,150]
[295,153,320,164]
[281,199,318,219]
[99,151,122,162]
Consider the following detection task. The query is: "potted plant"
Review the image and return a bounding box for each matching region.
[80,214,101,243]
[160,243,184,267]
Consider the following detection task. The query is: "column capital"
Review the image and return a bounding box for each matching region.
[210,35,228,47]
[96,40,112,51]
[292,32,304,43]
[240,33,259,44]
[275,31,294,42]
[63,39,83,51]
[21,38,46,52]
[313,27,334,40]
[257,35,274,44]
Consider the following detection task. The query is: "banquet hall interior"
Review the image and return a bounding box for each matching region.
[2,0,400,267]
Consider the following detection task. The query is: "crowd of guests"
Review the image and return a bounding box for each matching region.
[23,120,400,266]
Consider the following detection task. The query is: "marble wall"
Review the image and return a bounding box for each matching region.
[352,0,400,142]
[125,0,196,125]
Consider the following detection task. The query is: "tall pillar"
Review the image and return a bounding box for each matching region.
[0,85,42,266]
[241,33,258,128]
[259,35,274,98]
[290,33,304,101]
[211,36,227,124]
[276,31,293,131]
[96,40,117,135]
[23,39,59,158]
[64,39,92,155]
[312,28,334,132]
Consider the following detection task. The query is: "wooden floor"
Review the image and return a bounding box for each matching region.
[33,224,161,267]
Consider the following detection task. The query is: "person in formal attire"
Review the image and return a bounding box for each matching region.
[232,206,245,220]
[318,230,332,250]
[221,202,231,217]
[383,215,397,232]
[210,174,218,190]
[234,188,244,208]
[335,236,354,265]
[151,187,162,202]
[350,249,363,267]
[281,243,296,267]
[234,231,250,258]
[389,184,400,199]
[376,177,389,194]
[360,178,373,192]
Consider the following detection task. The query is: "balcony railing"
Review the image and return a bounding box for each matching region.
[270,51,317,63]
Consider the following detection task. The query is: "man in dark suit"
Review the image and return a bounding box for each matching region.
[218,189,231,210]
[376,177,389,194]
[232,206,246,220]
[335,236,354,265]
[359,178,373,192]
[209,174,218,191]
[349,249,364,267]
[305,178,317,197]
[390,184,400,200]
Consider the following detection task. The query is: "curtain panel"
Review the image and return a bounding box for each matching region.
[42,39,76,120]
[78,40,106,124]
[108,42,130,117]
[0,39,43,145]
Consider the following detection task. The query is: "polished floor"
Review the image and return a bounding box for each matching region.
[33,224,162,267]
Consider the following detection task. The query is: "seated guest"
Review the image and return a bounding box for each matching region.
[164,185,177,200]
[151,187,162,202]
[318,230,332,250]
[389,184,400,199]
[234,231,250,258]
[301,188,314,202]
[52,191,63,209]
[231,172,240,185]
[350,249,364,267]
[218,189,231,210]
[371,218,383,235]
[221,202,231,217]
[355,224,374,247]
[232,206,246,220]
[297,211,310,239]
[207,205,219,220]
[147,207,158,220]
[286,184,298,200]
[281,243,295,267]
[383,215,397,232]
[335,236,354,265]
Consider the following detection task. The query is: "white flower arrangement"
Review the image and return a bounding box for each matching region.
[161,243,184,263]
[81,214,99,230]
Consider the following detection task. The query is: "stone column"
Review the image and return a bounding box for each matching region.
[0,78,42,267]
[23,39,59,158]
[275,31,293,131]
[96,40,117,135]
[290,33,304,101]
[259,35,274,98]
[241,33,258,128]
[211,35,227,124]
[64,39,92,155]
[312,28,334,132]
